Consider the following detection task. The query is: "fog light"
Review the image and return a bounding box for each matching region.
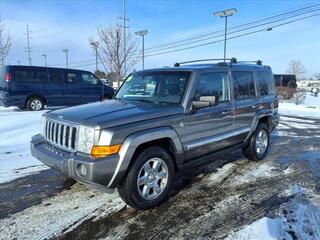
[78,164,87,177]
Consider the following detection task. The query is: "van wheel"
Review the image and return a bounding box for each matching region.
[27,97,44,111]
[117,146,174,210]
[242,123,270,161]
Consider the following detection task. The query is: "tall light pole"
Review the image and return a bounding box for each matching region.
[91,41,99,72]
[213,8,237,62]
[135,30,148,70]
[42,54,47,67]
[62,49,69,68]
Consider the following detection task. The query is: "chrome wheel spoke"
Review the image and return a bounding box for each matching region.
[138,175,147,186]
[142,185,151,198]
[157,171,167,179]
[143,162,152,174]
[152,160,161,171]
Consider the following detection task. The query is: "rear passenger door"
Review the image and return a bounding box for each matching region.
[79,72,102,103]
[232,70,259,140]
[46,69,65,106]
[64,71,83,105]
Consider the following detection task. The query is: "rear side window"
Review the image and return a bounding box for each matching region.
[48,70,63,83]
[34,70,47,82]
[232,71,256,100]
[257,71,274,96]
[195,72,230,103]
[12,70,33,82]
[81,73,99,85]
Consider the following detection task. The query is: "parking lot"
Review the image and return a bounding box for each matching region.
[0,94,319,239]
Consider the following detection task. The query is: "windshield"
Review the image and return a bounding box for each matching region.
[115,71,191,104]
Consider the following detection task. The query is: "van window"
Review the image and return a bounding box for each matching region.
[195,72,230,103]
[12,70,33,82]
[66,72,77,84]
[81,73,99,85]
[232,71,256,100]
[34,70,47,82]
[48,70,63,83]
[257,71,274,96]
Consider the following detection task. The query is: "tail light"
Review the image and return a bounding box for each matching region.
[5,72,11,82]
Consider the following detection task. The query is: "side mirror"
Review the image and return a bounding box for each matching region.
[192,96,218,109]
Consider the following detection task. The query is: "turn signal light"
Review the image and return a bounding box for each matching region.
[5,73,11,81]
[90,144,121,158]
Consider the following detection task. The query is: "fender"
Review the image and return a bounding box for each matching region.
[245,109,273,143]
[107,127,183,188]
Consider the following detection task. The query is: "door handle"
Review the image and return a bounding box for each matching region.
[251,105,259,109]
[222,110,232,115]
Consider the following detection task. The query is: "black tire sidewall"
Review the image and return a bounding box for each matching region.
[27,97,44,111]
[125,146,174,209]
[251,124,270,160]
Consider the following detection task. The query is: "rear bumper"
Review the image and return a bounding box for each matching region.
[30,134,119,191]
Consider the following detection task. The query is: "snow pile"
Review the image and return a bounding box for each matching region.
[0,108,48,183]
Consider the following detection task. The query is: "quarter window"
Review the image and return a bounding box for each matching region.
[257,71,274,96]
[232,71,256,99]
[195,72,230,103]
[12,70,33,82]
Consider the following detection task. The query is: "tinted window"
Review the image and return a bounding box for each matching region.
[81,73,99,85]
[195,72,229,103]
[232,71,256,100]
[12,70,33,82]
[49,70,63,83]
[34,70,47,82]
[257,71,274,96]
[66,72,77,84]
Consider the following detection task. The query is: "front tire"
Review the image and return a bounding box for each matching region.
[117,146,174,210]
[27,97,44,111]
[242,123,270,161]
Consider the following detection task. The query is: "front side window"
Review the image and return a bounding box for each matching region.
[81,73,99,85]
[194,72,230,103]
[232,71,256,100]
[116,71,191,104]
[257,71,274,96]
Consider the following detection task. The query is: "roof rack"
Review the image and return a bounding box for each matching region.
[173,57,263,67]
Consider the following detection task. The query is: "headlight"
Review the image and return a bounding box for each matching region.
[77,126,95,154]
[40,116,46,137]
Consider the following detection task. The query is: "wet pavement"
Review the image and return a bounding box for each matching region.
[0,114,319,240]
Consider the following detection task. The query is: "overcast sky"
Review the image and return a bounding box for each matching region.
[1,0,319,77]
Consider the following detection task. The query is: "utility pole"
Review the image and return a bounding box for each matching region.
[135,30,148,70]
[42,54,47,67]
[213,8,237,62]
[62,49,69,68]
[118,0,129,77]
[90,41,99,72]
[26,24,32,66]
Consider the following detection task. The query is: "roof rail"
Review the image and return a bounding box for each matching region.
[173,58,233,67]
[236,60,263,65]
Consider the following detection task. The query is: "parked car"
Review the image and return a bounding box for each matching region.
[31,58,279,209]
[274,74,297,88]
[0,65,114,111]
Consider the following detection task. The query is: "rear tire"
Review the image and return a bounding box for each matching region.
[242,123,270,161]
[117,146,174,210]
[27,97,44,111]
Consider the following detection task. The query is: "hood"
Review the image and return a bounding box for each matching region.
[47,100,184,129]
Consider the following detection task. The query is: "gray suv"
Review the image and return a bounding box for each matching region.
[31,58,279,209]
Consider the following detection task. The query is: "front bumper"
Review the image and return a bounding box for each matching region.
[30,134,119,192]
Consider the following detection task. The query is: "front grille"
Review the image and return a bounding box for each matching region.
[44,118,78,152]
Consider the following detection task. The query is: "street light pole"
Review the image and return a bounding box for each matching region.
[91,41,99,72]
[135,30,148,70]
[62,49,69,68]
[42,54,47,67]
[213,8,237,62]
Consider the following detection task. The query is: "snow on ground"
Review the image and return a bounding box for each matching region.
[0,107,48,183]
[279,93,320,119]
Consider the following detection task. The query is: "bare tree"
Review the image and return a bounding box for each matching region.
[90,25,139,87]
[286,60,306,81]
[0,23,11,67]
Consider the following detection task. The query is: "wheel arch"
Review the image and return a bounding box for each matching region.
[107,127,183,188]
[245,110,273,143]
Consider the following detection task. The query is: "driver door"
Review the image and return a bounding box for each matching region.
[182,71,235,162]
